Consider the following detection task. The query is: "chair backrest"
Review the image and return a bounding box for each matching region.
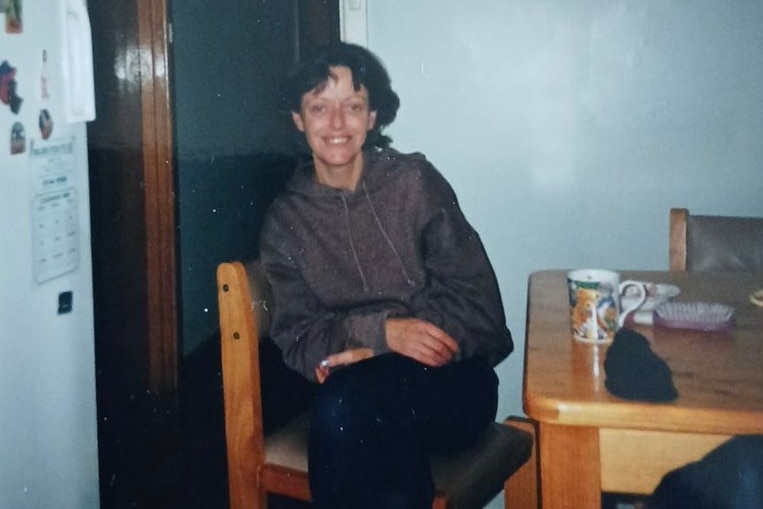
[216,260,269,509]
[669,208,763,271]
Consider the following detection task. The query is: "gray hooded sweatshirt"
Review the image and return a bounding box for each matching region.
[260,148,513,380]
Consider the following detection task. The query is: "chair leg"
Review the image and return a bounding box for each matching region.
[504,417,538,509]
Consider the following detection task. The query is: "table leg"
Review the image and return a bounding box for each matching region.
[538,423,600,508]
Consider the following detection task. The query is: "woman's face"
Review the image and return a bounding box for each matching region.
[292,65,377,184]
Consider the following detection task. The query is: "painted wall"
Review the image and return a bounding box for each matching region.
[364,0,763,421]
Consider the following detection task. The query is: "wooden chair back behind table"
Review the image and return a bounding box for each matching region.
[669,208,763,271]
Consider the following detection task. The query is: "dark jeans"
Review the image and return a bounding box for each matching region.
[308,353,499,509]
[646,435,763,509]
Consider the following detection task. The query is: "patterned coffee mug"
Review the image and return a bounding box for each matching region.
[567,269,647,343]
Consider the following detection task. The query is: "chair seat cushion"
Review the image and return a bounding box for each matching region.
[265,414,532,509]
[430,421,532,509]
[265,412,310,471]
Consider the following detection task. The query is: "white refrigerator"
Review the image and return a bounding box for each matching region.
[1,0,100,507]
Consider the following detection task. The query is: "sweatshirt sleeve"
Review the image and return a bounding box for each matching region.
[260,215,394,381]
[409,167,514,366]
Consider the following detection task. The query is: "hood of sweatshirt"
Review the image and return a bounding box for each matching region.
[282,148,420,292]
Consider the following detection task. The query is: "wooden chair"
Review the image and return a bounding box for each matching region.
[217,259,538,509]
[669,208,763,271]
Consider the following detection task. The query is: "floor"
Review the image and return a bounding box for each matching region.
[178,336,229,509]
[96,334,313,509]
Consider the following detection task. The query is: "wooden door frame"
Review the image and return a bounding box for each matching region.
[137,0,177,392]
[129,0,342,393]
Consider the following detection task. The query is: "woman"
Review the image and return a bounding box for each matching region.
[260,42,513,509]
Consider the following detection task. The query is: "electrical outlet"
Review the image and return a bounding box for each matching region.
[58,291,73,314]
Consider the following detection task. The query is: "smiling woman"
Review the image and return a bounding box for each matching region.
[290,66,377,190]
[260,42,515,509]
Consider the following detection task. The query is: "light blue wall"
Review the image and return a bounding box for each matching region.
[366,0,763,420]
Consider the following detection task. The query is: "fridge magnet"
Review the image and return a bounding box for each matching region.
[4,0,23,34]
[40,49,50,100]
[0,60,23,114]
[10,121,25,154]
[39,109,53,139]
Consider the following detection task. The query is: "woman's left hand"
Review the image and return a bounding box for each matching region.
[384,318,459,367]
[314,348,374,383]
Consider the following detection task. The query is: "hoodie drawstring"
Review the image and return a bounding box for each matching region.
[340,192,370,291]
[362,181,416,287]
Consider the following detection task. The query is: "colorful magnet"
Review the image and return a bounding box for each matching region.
[39,109,54,140]
[10,121,25,154]
[0,60,23,114]
[41,49,50,100]
[5,0,23,34]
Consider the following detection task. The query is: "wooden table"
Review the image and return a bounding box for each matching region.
[523,270,763,508]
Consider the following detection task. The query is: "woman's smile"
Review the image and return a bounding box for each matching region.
[292,65,377,190]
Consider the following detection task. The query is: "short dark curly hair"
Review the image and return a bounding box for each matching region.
[279,42,401,150]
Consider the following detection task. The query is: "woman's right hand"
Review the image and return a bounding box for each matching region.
[315,348,374,383]
[385,318,459,367]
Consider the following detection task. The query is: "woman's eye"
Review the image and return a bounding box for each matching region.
[347,103,364,112]
[309,104,326,114]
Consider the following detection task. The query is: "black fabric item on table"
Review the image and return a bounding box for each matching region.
[603,328,678,403]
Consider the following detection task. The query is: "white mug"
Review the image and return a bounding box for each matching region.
[567,269,647,343]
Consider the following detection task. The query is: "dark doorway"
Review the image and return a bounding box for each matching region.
[173,2,339,505]
[87,0,338,507]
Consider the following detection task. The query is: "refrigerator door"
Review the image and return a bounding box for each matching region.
[1,0,100,507]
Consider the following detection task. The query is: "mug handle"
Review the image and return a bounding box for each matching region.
[617,280,647,327]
